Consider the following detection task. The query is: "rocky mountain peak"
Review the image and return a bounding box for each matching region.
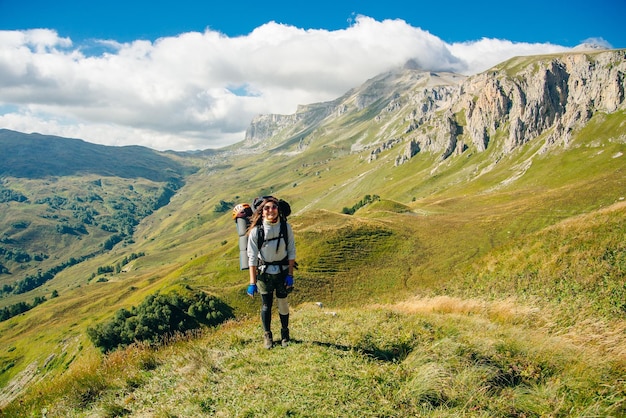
[243,50,625,167]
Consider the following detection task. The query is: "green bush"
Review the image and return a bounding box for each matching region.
[342,194,380,215]
[87,290,233,353]
[213,199,234,213]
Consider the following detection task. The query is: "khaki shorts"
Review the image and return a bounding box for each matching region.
[257,271,289,298]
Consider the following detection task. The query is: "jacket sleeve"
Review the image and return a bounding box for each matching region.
[287,223,296,260]
[247,227,259,267]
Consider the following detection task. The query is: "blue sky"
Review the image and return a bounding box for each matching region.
[0,0,626,48]
[2,0,624,46]
[0,0,623,150]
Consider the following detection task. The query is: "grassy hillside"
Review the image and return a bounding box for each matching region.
[0,54,625,415]
[0,129,195,181]
[2,298,624,417]
[0,130,199,314]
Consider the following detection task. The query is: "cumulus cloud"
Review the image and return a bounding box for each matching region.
[0,16,572,151]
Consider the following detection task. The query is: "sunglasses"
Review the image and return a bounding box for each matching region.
[263,205,278,211]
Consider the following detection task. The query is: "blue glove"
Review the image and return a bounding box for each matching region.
[247,284,258,297]
[285,275,294,287]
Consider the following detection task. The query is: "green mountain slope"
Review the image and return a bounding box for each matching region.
[0,130,201,336]
[0,129,195,180]
[0,50,624,415]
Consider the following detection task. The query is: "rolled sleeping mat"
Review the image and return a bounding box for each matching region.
[232,204,253,270]
[235,216,248,236]
[239,234,249,270]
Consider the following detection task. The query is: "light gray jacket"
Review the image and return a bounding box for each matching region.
[247,220,296,274]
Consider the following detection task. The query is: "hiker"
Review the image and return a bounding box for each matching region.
[246,196,296,349]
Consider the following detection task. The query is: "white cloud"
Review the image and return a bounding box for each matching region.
[0,17,573,151]
[448,38,569,74]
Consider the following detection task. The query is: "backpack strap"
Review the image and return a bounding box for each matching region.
[260,256,290,268]
[257,219,289,251]
[256,220,290,271]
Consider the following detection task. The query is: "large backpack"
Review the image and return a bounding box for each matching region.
[232,196,291,270]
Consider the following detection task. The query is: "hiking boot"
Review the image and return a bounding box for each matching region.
[281,328,290,347]
[263,332,273,349]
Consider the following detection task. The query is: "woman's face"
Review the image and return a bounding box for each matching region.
[262,201,279,222]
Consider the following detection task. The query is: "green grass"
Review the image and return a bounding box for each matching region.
[3,301,624,417]
[447,201,626,321]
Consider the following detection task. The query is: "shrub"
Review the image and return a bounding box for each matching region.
[342,194,380,215]
[87,289,233,353]
[214,199,234,213]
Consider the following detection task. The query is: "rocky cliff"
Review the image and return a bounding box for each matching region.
[243,50,626,165]
[454,50,626,155]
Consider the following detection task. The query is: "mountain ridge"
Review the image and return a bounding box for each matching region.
[0,129,196,182]
[241,49,625,162]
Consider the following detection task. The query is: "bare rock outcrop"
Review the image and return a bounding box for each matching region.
[243,50,625,165]
[455,50,626,155]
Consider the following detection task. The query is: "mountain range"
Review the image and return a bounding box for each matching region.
[0,48,624,415]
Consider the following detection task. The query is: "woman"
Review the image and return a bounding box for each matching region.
[246,196,296,349]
